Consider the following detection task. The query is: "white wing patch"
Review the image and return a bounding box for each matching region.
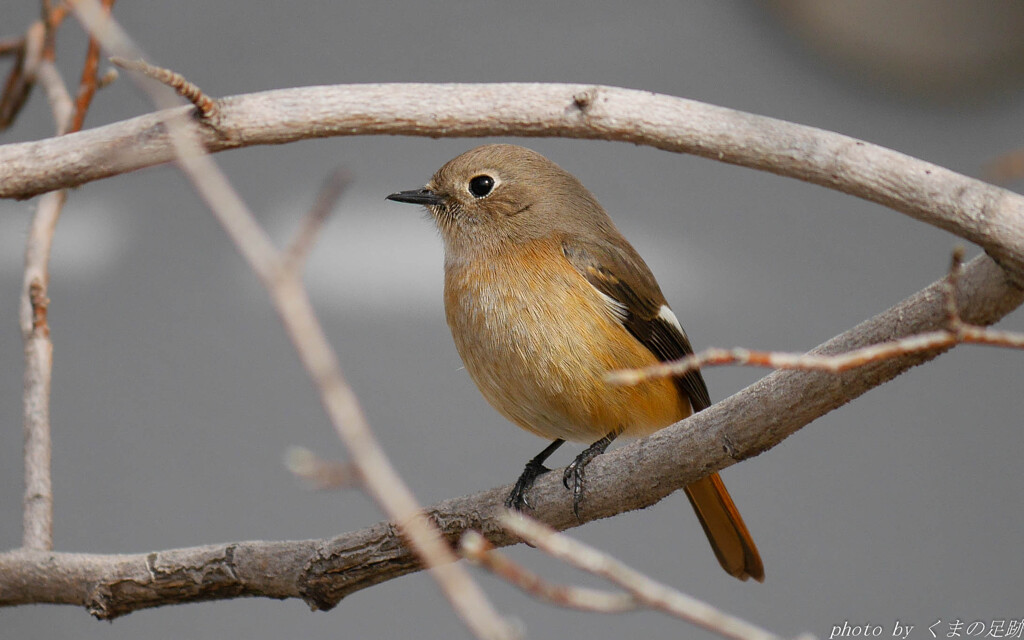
[595,289,629,323]
[657,305,687,338]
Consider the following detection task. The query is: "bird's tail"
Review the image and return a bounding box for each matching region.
[684,472,764,582]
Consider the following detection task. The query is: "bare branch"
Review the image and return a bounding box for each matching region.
[96,66,117,89]
[21,222,59,551]
[284,446,358,491]
[283,168,351,274]
[608,248,1024,386]
[68,0,116,133]
[498,514,783,640]
[985,148,1024,184]
[109,56,217,118]
[460,531,638,614]
[18,40,79,553]
[36,61,74,134]
[2,253,1019,615]
[0,20,44,130]
[0,35,25,57]
[67,4,517,639]
[943,247,966,325]
[1,84,1022,284]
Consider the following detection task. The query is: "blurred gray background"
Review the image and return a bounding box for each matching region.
[2,1,1023,639]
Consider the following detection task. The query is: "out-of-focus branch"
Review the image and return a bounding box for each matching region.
[68,0,116,133]
[460,530,638,614]
[463,519,785,640]
[1,83,1022,285]
[0,35,26,57]
[2,252,1019,615]
[284,446,358,491]
[36,61,74,134]
[0,20,43,130]
[491,514,782,640]
[282,168,351,273]
[65,6,517,639]
[986,148,1024,184]
[0,1,68,130]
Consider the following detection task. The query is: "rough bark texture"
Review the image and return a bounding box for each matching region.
[2,253,1019,618]
[0,84,1022,282]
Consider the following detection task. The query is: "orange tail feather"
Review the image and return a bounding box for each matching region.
[683,472,764,582]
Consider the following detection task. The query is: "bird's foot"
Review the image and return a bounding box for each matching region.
[562,436,613,519]
[505,460,551,511]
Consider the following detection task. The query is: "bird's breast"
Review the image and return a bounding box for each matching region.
[443,241,688,442]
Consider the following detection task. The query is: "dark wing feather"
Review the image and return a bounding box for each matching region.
[561,238,712,411]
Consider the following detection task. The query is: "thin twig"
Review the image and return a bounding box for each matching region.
[20,199,60,551]
[461,530,638,613]
[109,56,217,118]
[96,66,117,88]
[68,0,115,133]
[36,60,74,134]
[19,51,77,551]
[40,1,62,63]
[499,514,782,640]
[69,3,517,639]
[985,148,1024,184]
[608,326,1024,386]
[284,446,359,491]
[283,168,351,274]
[943,247,965,327]
[46,4,71,28]
[608,249,1024,386]
[0,20,44,130]
[0,35,25,57]
[19,0,116,554]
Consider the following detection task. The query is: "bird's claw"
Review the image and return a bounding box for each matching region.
[505,463,551,511]
[562,459,587,519]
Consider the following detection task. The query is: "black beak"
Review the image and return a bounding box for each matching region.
[386,188,444,206]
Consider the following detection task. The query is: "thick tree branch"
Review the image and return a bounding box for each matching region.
[1,83,1022,283]
[2,252,1019,617]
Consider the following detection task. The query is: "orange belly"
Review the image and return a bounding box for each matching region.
[444,241,689,442]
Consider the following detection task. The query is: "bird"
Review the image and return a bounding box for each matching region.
[386,144,764,582]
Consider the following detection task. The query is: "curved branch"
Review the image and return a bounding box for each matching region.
[0,84,1022,282]
[2,253,1019,618]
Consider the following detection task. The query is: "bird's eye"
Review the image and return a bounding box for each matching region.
[468,175,495,198]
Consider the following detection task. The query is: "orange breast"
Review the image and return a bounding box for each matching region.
[444,238,689,443]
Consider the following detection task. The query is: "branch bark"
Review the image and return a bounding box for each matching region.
[2,252,1019,618]
[19,53,77,551]
[1,83,1023,284]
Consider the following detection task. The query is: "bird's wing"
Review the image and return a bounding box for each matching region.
[560,237,712,411]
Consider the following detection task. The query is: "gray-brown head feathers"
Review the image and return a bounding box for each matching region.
[413,144,623,253]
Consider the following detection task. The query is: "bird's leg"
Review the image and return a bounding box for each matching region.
[563,430,620,519]
[505,439,565,510]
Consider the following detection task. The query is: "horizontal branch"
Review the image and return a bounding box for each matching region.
[0,83,1022,282]
[2,253,1020,618]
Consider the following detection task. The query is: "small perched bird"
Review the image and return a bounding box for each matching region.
[387,144,764,582]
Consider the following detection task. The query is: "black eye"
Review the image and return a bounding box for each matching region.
[468,175,495,198]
